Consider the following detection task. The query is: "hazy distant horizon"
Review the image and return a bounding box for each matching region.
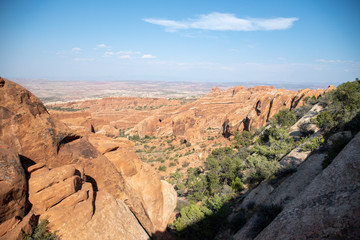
[1,0,359,87]
[12,77,336,93]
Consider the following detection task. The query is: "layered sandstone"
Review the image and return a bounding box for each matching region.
[0,77,176,239]
[130,85,333,142]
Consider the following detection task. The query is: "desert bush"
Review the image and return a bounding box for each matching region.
[231,177,245,193]
[294,104,312,120]
[301,136,325,151]
[172,204,211,232]
[315,110,336,131]
[316,80,360,132]
[158,165,166,171]
[234,130,253,148]
[299,122,315,137]
[272,109,297,128]
[245,155,280,183]
[23,219,59,240]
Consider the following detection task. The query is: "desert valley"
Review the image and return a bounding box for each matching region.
[1,76,359,240]
[1,1,360,239]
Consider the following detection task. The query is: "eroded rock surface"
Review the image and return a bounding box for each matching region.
[130,85,333,141]
[0,143,29,239]
[0,78,177,238]
[255,133,360,239]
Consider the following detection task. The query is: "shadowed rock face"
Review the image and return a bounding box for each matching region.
[254,133,360,240]
[0,143,27,230]
[0,78,176,239]
[233,132,360,240]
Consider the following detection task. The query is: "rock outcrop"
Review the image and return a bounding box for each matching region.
[0,77,176,239]
[256,132,360,239]
[234,132,360,240]
[130,85,333,142]
[0,143,31,239]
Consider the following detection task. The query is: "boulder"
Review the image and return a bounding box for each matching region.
[0,78,70,163]
[28,164,94,237]
[67,191,150,240]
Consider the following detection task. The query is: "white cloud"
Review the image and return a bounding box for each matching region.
[97,44,111,49]
[316,59,342,63]
[104,51,132,57]
[72,47,81,52]
[143,12,298,32]
[141,54,157,59]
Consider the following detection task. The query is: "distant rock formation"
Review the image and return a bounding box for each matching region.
[0,77,176,239]
[131,85,334,141]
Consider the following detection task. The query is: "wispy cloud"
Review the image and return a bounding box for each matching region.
[143,12,298,32]
[97,43,111,49]
[141,54,157,59]
[316,59,344,63]
[104,51,132,57]
[72,47,82,53]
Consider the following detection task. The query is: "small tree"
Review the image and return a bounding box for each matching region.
[273,109,297,128]
[231,177,245,193]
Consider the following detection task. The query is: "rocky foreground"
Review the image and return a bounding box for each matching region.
[0,77,177,240]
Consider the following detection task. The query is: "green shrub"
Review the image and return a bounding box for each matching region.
[245,155,280,183]
[301,136,325,151]
[158,165,166,171]
[172,204,211,231]
[234,130,253,148]
[169,162,176,167]
[315,110,336,131]
[273,109,297,128]
[23,219,59,240]
[231,177,245,193]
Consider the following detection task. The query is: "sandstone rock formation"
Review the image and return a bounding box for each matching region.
[130,85,333,142]
[0,77,176,239]
[0,143,32,239]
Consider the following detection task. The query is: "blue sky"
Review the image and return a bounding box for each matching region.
[0,0,359,87]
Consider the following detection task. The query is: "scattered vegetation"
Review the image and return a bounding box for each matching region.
[301,136,324,151]
[133,79,360,239]
[316,79,360,133]
[46,106,85,112]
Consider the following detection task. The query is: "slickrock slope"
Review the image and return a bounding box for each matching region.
[256,132,360,239]
[131,86,333,142]
[233,131,360,240]
[0,77,176,239]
